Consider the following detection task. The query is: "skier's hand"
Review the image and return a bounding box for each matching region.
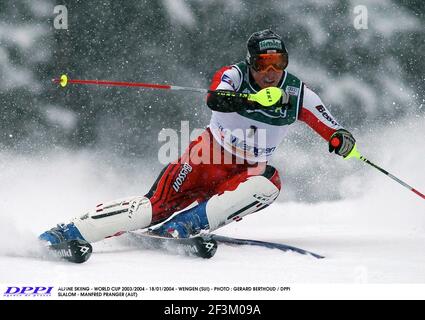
[329,129,356,158]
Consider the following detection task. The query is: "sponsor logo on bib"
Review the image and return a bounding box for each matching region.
[286,86,299,96]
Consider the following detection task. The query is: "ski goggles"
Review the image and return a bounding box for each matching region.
[249,53,288,73]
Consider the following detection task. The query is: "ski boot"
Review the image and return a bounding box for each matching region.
[39,223,92,263]
[39,222,86,245]
[151,202,209,238]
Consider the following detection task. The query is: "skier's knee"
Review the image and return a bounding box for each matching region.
[207,174,280,231]
[261,165,281,191]
[150,174,281,238]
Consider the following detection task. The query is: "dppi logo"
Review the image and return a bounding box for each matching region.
[4,286,54,297]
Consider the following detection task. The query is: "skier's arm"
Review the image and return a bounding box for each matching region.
[207,91,263,112]
[207,91,258,112]
[299,85,355,157]
[206,66,259,112]
[298,85,342,139]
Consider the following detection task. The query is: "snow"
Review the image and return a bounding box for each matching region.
[0,116,424,299]
[0,24,48,91]
[44,105,78,132]
[0,24,46,50]
[161,0,197,28]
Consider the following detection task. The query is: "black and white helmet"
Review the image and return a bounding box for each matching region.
[246,29,288,68]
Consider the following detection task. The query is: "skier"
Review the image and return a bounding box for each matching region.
[40,29,355,246]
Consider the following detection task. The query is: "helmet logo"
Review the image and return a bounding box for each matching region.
[259,39,282,51]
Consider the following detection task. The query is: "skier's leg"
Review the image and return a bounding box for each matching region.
[39,129,215,245]
[145,131,218,223]
[146,161,207,224]
[145,128,247,223]
[39,195,153,244]
[39,160,196,245]
[152,165,281,238]
[39,160,192,245]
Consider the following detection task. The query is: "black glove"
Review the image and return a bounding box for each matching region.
[329,129,356,158]
[208,88,289,112]
[207,91,248,112]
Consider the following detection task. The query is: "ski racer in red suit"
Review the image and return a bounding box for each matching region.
[39,30,355,244]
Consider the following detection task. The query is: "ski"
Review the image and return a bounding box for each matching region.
[127,232,218,259]
[47,239,93,263]
[211,234,324,259]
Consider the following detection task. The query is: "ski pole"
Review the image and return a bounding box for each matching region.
[341,143,425,200]
[53,74,209,93]
[52,74,282,107]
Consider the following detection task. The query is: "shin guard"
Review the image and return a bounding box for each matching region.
[71,196,152,243]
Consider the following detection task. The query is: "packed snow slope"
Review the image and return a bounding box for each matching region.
[0,116,424,288]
